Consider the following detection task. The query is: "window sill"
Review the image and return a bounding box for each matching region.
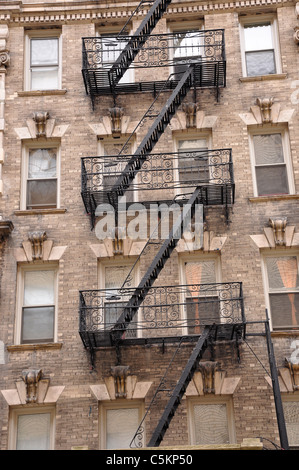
[18,89,67,97]
[249,195,299,203]
[239,73,287,83]
[271,330,299,337]
[14,208,67,216]
[7,342,63,352]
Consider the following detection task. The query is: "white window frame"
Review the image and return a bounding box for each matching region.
[8,406,56,450]
[98,258,140,336]
[179,254,222,335]
[248,127,294,198]
[187,396,236,445]
[99,400,144,449]
[239,14,282,78]
[15,263,59,345]
[261,250,299,331]
[24,29,62,91]
[20,141,61,211]
[173,133,212,198]
[96,26,135,85]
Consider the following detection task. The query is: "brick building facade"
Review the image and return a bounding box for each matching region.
[0,0,299,451]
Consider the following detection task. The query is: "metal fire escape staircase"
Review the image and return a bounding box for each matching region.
[84,0,233,448]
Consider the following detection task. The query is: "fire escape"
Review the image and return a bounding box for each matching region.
[79,0,289,450]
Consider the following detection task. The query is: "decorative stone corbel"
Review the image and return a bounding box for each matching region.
[0,50,10,68]
[181,102,199,128]
[294,27,299,45]
[269,217,287,246]
[284,359,299,391]
[108,106,124,136]
[28,231,47,260]
[111,365,130,398]
[256,97,274,123]
[33,111,50,138]
[21,369,43,404]
[197,361,219,394]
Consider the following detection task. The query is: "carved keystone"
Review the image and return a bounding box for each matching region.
[182,102,199,128]
[21,369,43,404]
[197,361,219,394]
[28,231,47,260]
[109,107,124,136]
[33,111,50,138]
[256,97,274,123]
[269,217,287,246]
[111,365,130,398]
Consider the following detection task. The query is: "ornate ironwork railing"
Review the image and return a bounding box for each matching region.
[82,29,226,97]
[79,282,244,348]
[81,148,234,213]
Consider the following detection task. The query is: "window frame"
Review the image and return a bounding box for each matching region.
[282,395,299,448]
[179,253,222,334]
[24,29,62,91]
[261,250,299,331]
[239,14,282,78]
[98,258,140,336]
[173,132,212,198]
[20,141,61,211]
[99,400,144,449]
[95,26,135,85]
[248,127,294,198]
[8,406,56,450]
[15,263,59,345]
[167,21,204,79]
[187,396,236,445]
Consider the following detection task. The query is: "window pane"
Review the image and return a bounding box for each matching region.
[22,306,55,343]
[24,270,55,306]
[106,408,139,449]
[31,67,59,90]
[244,23,273,51]
[186,296,220,333]
[283,402,299,446]
[105,265,134,292]
[266,257,299,290]
[173,31,202,59]
[253,134,284,165]
[255,165,288,196]
[28,149,57,179]
[27,180,57,209]
[31,38,58,66]
[245,50,276,76]
[17,413,51,450]
[270,293,299,329]
[193,404,230,445]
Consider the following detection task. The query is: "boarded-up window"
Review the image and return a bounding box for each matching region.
[265,256,299,330]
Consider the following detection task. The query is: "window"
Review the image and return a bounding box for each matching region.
[100,401,143,449]
[249,130,293,197]
[188,397,235,445]
[283,398,299,447]
[181,256,221,334]
[263,254,299,330]
[169,24,203,80]
[9,407,55,450]
[21,144,60,210]
[176,137,210,195]
[98,138,136,204]
[25,30,61,91]
[96,30,134,85]
[16,265,58,344]
[240,16,281,77]
[99,261,139,337]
